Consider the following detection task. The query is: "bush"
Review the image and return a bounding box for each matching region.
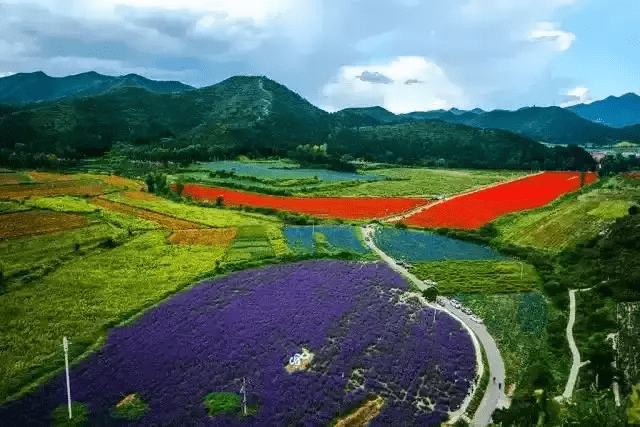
[51,402,89,427]
[629,203,640,215]
[203,392,241,416]
[422,287,439,302]
[111,394,149,420]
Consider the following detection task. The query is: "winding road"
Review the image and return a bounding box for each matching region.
[560,287,592,401]
[361,225,506,426]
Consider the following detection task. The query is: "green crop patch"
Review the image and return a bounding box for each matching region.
[410,260,541,294]
[25,196,101,213]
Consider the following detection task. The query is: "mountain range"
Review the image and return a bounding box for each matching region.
[0,70,630,171]
[0,71,193,105]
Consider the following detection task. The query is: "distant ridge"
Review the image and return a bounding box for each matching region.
[0,71,194,104]
[567,92,640,128]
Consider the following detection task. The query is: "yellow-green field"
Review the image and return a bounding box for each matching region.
[410,260,541,294]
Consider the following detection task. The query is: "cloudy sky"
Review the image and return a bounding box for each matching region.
[1,0,638,113]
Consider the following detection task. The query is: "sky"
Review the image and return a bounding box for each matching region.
[0,0,638,113]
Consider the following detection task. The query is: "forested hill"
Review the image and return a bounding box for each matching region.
[0,74,594,171]
[331,120,595,170]
[0,71,193,105]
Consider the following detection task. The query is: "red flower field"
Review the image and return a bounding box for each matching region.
[401,171,598,229]
[180,184,429,219]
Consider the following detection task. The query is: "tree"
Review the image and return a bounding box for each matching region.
[215,196,224,207]
[422,287,439,302]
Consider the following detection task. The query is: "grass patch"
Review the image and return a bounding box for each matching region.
[203,392,242,416]
[410,260,541,294]
[0,231,226,404]
[51,402,89,427]
[111,393,149,420]
[0,200,30,213]
[24,196,101,213]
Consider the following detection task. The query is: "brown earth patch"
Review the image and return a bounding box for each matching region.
[28,171,76,182]
[0,211,91,239]
[167,228,237,246]
[0,181,105,200]
[91,197,207,231]
[334,396,385,427]
[123,190,162,202]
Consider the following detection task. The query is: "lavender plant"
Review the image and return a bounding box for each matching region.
[0,260,475,426]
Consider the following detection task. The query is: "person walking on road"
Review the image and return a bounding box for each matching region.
[493,377,496,384]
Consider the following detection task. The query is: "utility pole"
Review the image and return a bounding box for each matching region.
[240,377,247,416]
[62,336,72,419]
[520,261,524,281]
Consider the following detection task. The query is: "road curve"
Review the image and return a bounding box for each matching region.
[361,225,506,426]
[560,288,592,400]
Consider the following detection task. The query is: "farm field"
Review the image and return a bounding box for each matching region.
[454,293,569,392]
[410,260,541,294]
[180,184,429,219]
[401,171,598,230]
[0,231,227,404]
[167,228,238,247]
[0,211,93,239]
[304,167,528,197]
[372,227,507,263]
[0,260,476,426]
[0,180,107,199]
[493,174,640,251]
[0,172,34,185]
[91,197,208,231]
[283,225,370,254]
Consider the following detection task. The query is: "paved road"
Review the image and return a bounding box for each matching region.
[560,288,592,400]
[361,225,506,426]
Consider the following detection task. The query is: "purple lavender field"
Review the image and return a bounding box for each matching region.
[0,260,476,426]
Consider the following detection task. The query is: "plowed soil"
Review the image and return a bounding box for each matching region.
[0,182,105,200]
[167,228,237,247]
[0,211,91,239]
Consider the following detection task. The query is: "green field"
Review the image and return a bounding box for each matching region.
[0,231,226,403]
[24,196,101,213]
[455,292,570,391]
[493,175,640,251]
[410,260,541,294]
[301,168,528,197]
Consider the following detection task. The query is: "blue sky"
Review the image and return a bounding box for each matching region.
[0,0,637,113]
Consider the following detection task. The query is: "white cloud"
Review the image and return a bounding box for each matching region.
[321,56,468,113]
[529,22,576,51]
[560,86,592,107]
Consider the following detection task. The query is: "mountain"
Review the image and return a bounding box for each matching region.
[0,75,331,157]
[399,106,640,145]
[0,71,194,105]
[0,73,597,171]
[332,106,404,125]
[567,93,640,128]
